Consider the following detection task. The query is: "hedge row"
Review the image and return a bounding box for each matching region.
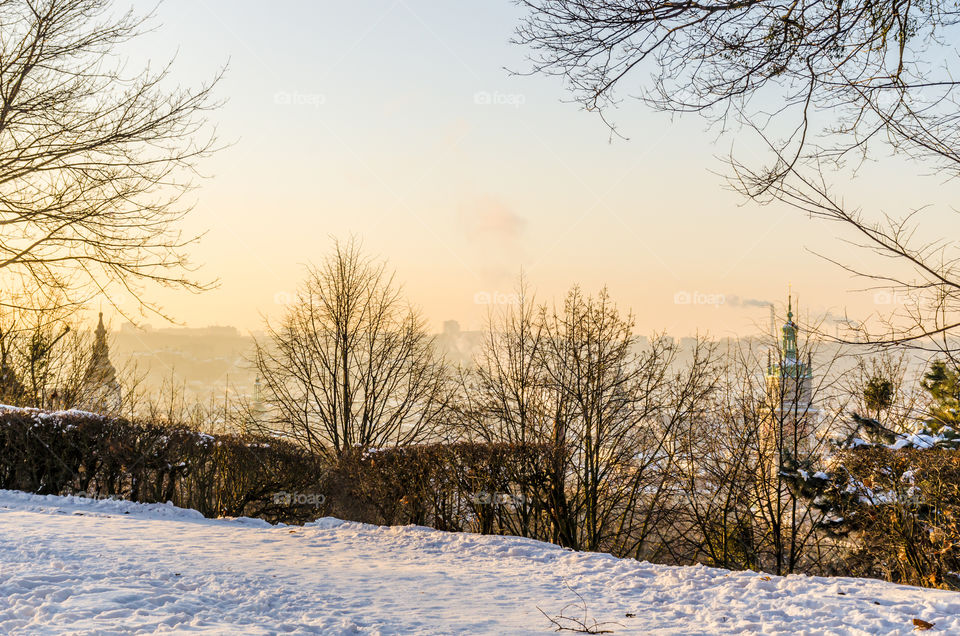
[0,406,325,523]
[0,406,556,533]
[328,442,556,536]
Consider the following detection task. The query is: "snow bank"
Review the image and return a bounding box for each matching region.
[1,490,959,634]
[0,403,107,421]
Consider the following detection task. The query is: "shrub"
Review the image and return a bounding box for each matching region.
[0,406,327,524]
[326,442,554,535]
[791,429,960,590]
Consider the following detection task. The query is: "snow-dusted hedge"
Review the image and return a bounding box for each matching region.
[0,405,325,523]
[326,442,555,534]
[0,405,555,530]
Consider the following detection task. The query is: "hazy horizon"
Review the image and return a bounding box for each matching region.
[98,0,960,338]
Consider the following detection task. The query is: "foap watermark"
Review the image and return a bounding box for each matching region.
[67,491,123,502]
[470,492,530,507]
[272,491,327,507]
[673,290,726,307]
[474,291,521,306]
[473,90,526,108]
[273,290,295,306]
[873,290,911,306]
[273,91,326,108]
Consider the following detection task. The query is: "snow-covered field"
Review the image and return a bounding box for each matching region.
[0,491,958,635]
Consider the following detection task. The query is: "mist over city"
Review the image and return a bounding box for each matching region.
[2,1,960,634]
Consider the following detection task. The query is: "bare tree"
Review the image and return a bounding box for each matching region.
[461,277,546,446]
[630,334,720,562]
[516,1,960,354]
[516,0,958,169]
[538,286,678,552]
[459,280,721,556]
[0,299,146,415]
[0,0,221,314]
[456,276,552,538]
[668,316,851,575]
[0,302,77,407]
[253,239,452,459]
[840,350,924,434]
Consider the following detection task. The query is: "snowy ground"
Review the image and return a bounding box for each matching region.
[1,491,958,635]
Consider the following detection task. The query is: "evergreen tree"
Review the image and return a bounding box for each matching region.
[921,360,960,433]
[863,376,895,421]
[0,360,25,405]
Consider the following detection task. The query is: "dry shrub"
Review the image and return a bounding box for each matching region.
[326,442,554,534]
[0,407,327,524]
[826,447,960,589]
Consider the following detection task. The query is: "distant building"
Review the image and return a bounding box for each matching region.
[435,320,484,368]
[243,375,268,433]
[443,320,461,337]
[764,295,818,458]
[81,312,121,413]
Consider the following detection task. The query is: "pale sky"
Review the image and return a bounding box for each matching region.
[113,0,960,338]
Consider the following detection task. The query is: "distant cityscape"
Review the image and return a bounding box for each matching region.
[113,322,258,403]
[111,319,784,403]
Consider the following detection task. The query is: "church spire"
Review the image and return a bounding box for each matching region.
[84,312,119,411]
[89,313,112,372]
[781,290,798,361]
[95,311,106,340]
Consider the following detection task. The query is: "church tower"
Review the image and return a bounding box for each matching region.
[764,295,818,456]
[243,375,267,433]
[82,312,121,413]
